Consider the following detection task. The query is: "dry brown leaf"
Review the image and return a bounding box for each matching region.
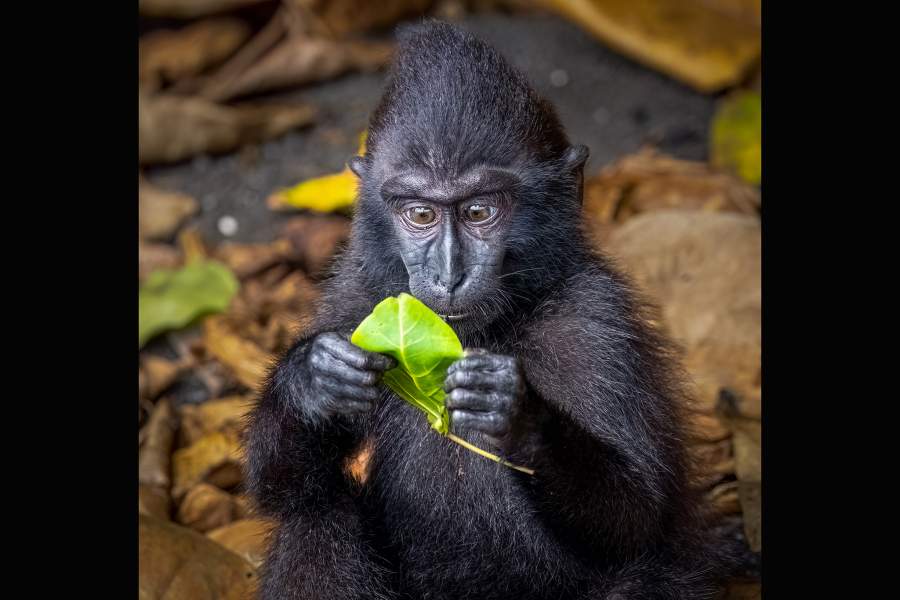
[139,92,315,165]
[140,398,178,488]
[139,0,268,18]
[687,411,730,443]
[199,35,393,102]
[689,438,734,490]
[203,316,274,391]
[730,418,760,483]
[606,211,760,413]
[179,395,256,447]
[140,241,183,281]
[738,480,761,552]
[288,0,433,36]
[214,239,293,279]
[139,181,199,241]
[345,439,373,485]
[706,480,741,514]
[207,518,276,569]
[140,483,172,521]
[281,214,351,278]
[718,385,761,421]
[722,580,762,600]
[139,18,251,91]
[583,148,759,245]
[233,494,254,519]
[177,483,240,533]
[141,354,194,401]
[139,514,257,600]
[171,430,244,499]
[540,0,760,93]
[177,227,209,263]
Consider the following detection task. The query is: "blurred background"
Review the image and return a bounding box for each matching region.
[138,1,761,598]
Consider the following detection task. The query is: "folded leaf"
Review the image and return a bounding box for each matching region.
[351,293,463,434]
[139,261,239,348]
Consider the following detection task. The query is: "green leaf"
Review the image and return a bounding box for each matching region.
[139,260,239,348]
[711,90,761,185]
[351,293,464,434]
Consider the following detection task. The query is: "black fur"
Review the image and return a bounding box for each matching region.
[246,21,732,599]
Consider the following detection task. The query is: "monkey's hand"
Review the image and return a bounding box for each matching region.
[302,332,396,421]
[444,350,525,445]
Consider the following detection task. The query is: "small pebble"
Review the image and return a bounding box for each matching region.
[217,215,238,237]
[550,69,569,88]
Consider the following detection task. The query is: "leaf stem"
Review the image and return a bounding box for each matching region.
[445,433,535,475]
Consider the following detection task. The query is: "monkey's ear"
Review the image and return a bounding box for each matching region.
[563,144,589,172]
[348,156,369,179]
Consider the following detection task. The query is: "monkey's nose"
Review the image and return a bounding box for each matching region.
[433,271,465,294]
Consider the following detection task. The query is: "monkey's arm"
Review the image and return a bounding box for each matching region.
[518,308,690,555]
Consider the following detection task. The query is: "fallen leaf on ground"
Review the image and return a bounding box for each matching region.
[139,18,250,90]
[280,213,351,277]
[711,90,761,185]
[583,147,759,244]
[606,211,760,413]
[214,239,293,279]
[140,354,191,401]
[140,483,172,521]
[199,35,393,102]
[730,418,760,483]
[689,439,734,489]
[179,395,256,446]
[203,316,273,390]
[207,518,276,569]
[541,0,760,93]
[707,480,741,514]
[268,169,358,213]
[139,181,199,241]
[139,261,239,348]
[139,398,178,489]
[178,227,209,264]
[291,0,433,36]
[738,481,761,551]
[140,241,182,281]
[139,92,315,165]
[139,0,267,18]
[177,483,240,532]
[687,411,730,443]
[139,514,257,600]
[722,580,761,600]
[172,430,244,499]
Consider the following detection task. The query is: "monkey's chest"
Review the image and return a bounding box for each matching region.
[365,407,577,599]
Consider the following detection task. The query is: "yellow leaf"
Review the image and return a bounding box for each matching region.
[268,132,367,213]
[711,91,761,185]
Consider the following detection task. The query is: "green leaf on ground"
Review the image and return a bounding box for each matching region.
[139,261,239,348]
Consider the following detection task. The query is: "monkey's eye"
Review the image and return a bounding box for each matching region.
[462,204,496,223]
[403,206,437,227]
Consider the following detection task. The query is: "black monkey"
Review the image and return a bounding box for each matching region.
[246,21,729,600]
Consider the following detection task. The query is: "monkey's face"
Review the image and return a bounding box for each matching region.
[377,166,517,321]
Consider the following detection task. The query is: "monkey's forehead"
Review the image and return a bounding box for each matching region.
[379,167,520,204]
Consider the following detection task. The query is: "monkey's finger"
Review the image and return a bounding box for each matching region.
[446,388,510,413]
[309,351,379,386]
[315,375,380,403]
[449,410,510,438]
[448,353,516,374]
[319,334,397,372]
[444,369,515,393]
